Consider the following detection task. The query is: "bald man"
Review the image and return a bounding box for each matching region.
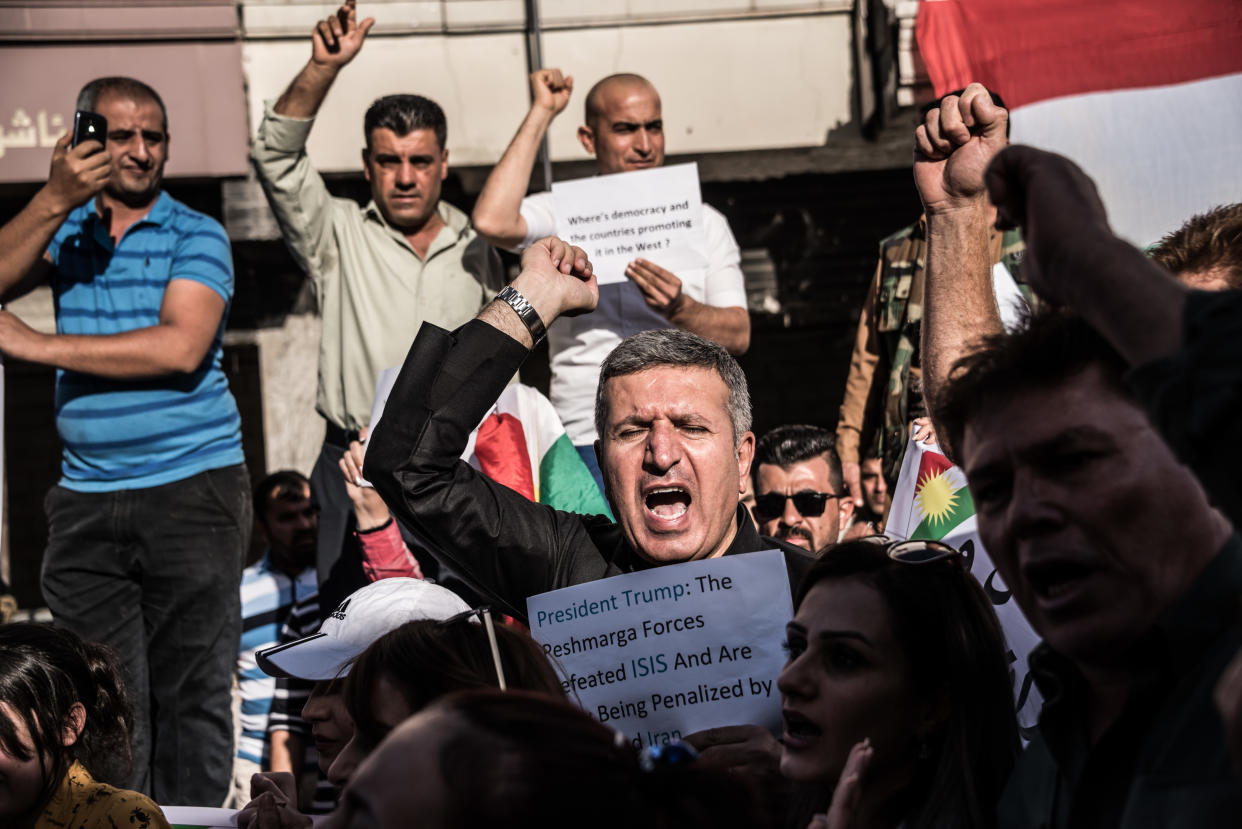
[473,70,750,487]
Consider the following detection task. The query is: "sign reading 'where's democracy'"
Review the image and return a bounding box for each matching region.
[526,549,792,748]
[553,162,707,285]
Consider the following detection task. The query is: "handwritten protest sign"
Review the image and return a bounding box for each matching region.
[527,549,792,748]
[886,437,1043,739]
[553,163,707,285]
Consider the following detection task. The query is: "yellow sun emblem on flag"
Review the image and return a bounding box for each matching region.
[915,470,959,529]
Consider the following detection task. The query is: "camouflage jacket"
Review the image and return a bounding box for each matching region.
[835,216,1025,484]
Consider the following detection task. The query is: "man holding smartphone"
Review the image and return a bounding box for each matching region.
[251,0,503,614]
[0,76,248,807]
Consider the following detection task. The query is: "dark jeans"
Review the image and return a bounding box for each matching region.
[41,464,250,806]
[310,438,371,619]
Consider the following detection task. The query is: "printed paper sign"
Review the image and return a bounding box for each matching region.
[887,437,1044,739]
[163,806,238,828]
[163,807,328,827]
[553,163,707,285]
[526,549,792,748]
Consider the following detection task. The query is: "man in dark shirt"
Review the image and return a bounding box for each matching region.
[922,105,1242,825]
[365,236,812,774]
[365,237,811,613]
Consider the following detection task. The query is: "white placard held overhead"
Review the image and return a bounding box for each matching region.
[527,549,792,748]
[553,163,708,285]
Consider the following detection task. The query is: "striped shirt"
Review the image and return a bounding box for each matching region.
[47,192,244,491]
[268,590,339,814]
[237,554,318,766]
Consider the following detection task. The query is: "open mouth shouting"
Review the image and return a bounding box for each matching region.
[644,485,692,527]
[1022,554,1100,611]
[782,708,823,751]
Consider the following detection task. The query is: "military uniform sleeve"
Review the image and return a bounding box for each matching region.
[364,320,614,620]
[250,101,335,287]
[836,259,884,465]
[1126,289,1242,528]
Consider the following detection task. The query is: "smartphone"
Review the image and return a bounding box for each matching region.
[71,110,107,151]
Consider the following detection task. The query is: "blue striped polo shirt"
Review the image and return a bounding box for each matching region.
[47,192,244,491]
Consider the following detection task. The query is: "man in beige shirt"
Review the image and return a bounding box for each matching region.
[251,0,503,612]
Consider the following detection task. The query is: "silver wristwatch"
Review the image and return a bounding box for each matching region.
[496,285,547,345]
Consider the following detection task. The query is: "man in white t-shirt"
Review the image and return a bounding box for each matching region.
[473,70,750,484]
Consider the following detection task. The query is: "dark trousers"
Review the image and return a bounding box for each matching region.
[41,464,251,806]
[309,437,371,619]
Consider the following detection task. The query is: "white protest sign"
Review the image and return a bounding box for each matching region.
[163,807,328,828]
[527,549,791,749]
[886,437,1044,739]
[553,163,707,285]
[162,806,238,828]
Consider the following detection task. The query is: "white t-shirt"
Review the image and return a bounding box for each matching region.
[519,190,748,444]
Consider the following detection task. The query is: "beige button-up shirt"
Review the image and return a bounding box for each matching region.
[252,104,504,431]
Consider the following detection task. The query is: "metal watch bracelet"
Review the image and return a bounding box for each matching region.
[496,285,547,345]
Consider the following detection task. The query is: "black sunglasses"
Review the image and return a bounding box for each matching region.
[859,535,963,566]
[754,490,840,520]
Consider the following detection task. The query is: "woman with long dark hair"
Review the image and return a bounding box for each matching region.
[0,623,169,829]
[779,538,1020,829]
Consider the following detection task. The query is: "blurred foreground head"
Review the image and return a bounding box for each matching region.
[327,690,761,829]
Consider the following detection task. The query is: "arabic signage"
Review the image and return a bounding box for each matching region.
[0,43,249,182]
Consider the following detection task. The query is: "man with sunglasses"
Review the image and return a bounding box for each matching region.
[751,425,853,556]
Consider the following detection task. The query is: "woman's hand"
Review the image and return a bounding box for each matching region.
[807,738,872,829]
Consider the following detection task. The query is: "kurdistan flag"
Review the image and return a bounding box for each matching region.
[463,384,613,518]
[907,449,975,541]
[887,436,1043,741]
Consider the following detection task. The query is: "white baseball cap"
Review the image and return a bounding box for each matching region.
[257,577,471,680]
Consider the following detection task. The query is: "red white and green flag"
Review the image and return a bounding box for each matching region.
[887,436,1042,740]
[887,444,975,541]
[463,384,613,518]
[916,0,1242,247]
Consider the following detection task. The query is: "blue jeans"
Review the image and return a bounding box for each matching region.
[41,464,250,806]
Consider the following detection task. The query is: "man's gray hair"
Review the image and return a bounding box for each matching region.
[594,329,752,444]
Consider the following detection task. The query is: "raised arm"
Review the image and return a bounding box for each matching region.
[0,134,110,302]
[472,69,573,250]
[984,146,1187,366]
[362,238,598,616]
[273,0,374,119]
[913,84,1009,458]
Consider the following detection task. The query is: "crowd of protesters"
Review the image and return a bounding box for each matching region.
[1,1,1241,827]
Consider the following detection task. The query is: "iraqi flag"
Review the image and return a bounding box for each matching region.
[888,437,1043,739]
[463,384,613,518]
[916,0,1242,246]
